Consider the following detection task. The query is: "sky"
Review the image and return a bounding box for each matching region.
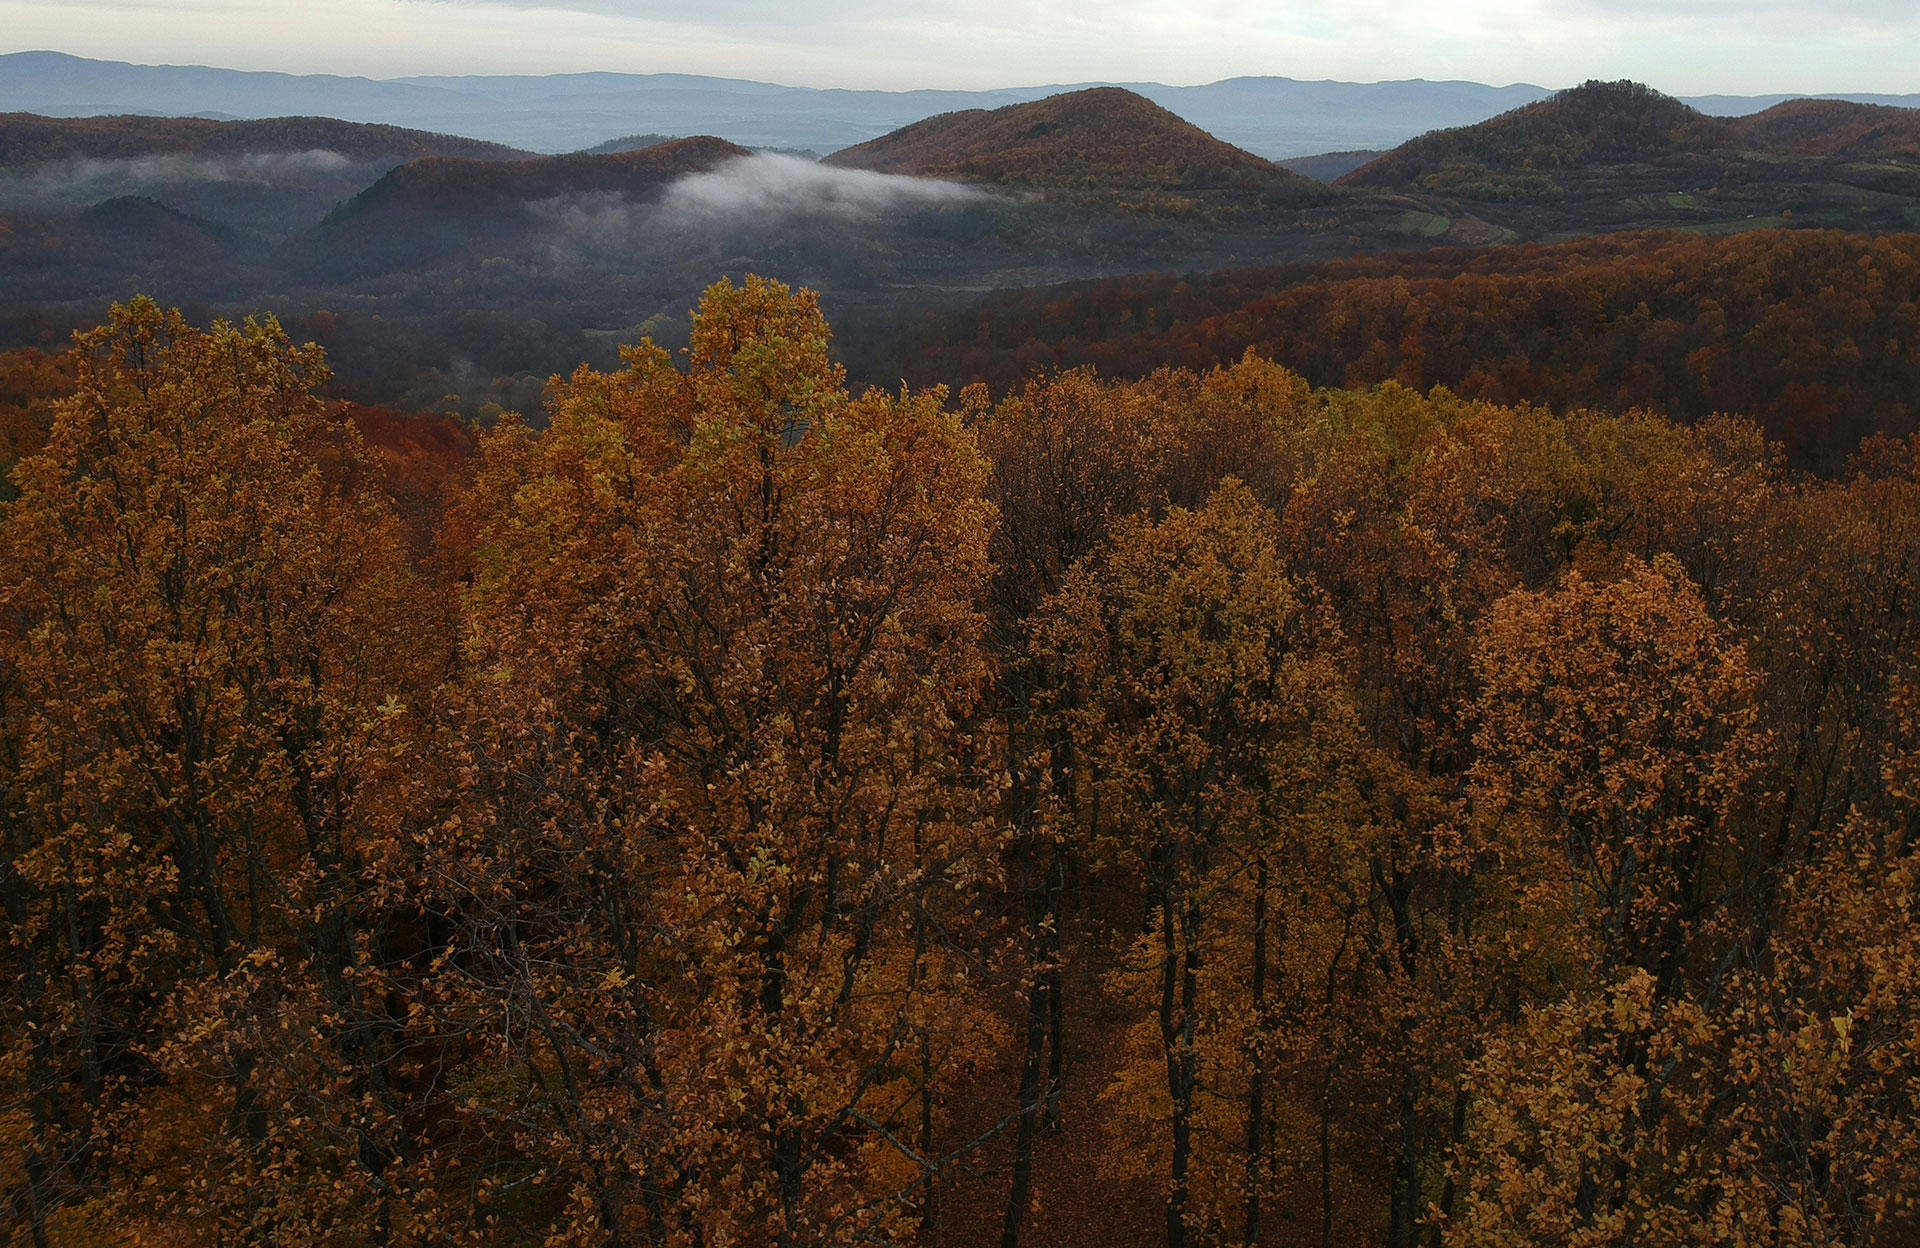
[3,0,1917,94]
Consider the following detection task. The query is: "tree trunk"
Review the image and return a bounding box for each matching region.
[1044,846,1066,1130]
[1386,1062,1420,1248]
[1244,855,1269,1247]
[921,1031,938,1234]
[1000,966,1049,1248]
[1320,1063,1335,1248]
[1426,1084,1468,1248]
[1163,871,1202,1248]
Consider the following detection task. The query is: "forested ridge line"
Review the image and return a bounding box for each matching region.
[867,228,1920,472]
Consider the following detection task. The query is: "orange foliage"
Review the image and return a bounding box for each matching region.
[880,229,1920,471]
[4,287,1920,1248]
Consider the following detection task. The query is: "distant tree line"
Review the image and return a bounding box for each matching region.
[863,229,1920,472]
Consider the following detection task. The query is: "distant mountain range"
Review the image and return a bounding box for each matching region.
[8,51,1919,159]
[5,74,1920,421]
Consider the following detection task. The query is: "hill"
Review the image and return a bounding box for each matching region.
[1326,82,1920,235]
[823,88,1319,204]
[77,194,237,248]
[1280,149,1383,182]
[0,192,271,303]
[1729,98,1920,162]
[331,136,748,219]
[308,136,751,272]
[579,133,822,161]
[858,229,1920,471]
[1340,80,1738,198]
[0,112,528,166]
[0,113,533,236]
[578,132,679,156]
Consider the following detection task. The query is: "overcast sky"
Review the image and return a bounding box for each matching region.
[3,0,1916,94]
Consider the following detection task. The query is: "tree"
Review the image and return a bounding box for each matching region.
[1455,556,1770,1247]
[977,366,1167,1248]
[1041,479,1354,1247]
[443,276,1006,1246]
[0,298,433,1243]
[1470,555,1764,990]
[1279,382,1574,1248]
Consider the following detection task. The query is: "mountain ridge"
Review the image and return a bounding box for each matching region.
[16,51,1920,160]
[1340,81,1739,195]
[0,111,530,165]
[1729,98,1920,162]
[305,135,752,273]
[328,135,750,220]
[823,88,1314,197]
[32,51,1909,158]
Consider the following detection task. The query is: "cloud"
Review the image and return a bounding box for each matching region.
[522,154,978,254]
[1560,0,1917,20]
[0,149,380,210]
[516,155,983,272]
[443,0,899,27]
[523,188,643,235]
[656,153,978,226]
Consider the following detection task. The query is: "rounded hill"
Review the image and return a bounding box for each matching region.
[1340,80,1738,198]
[305,136,753,275]
[78,195,238,251]
[823,87,1314,197]
[1729,98,1920,162]
[331,136,752,221]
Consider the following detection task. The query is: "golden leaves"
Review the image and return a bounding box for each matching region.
[8,285,1920,1248]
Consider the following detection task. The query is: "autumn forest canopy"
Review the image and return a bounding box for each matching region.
[4,67,1920,1248]
[1,273,1918,1248]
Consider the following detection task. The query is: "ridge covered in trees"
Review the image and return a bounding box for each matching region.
[3,279,1919,1247]
[824,87,1324,207]
[1339,80,1739,196]
[1729,97,1920,161]
[330,136,752,220]
[302,136,755,274]
[0,112,532,166]
[863,228,1920,472]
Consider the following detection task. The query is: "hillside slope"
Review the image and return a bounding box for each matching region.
[307,136,751,272]
[1341,80,1738,197]
[333,135,748,218]
[0,112,528,166]
[0,112,534,235]
[1729,98,1920,162]
[861,229,1920,470]
[824,87,1318,203]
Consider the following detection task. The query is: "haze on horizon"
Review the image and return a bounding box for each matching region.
[1,0,1916,96]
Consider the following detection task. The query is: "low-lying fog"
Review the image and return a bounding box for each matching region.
[526,153,982,242]
[0,150,393,211]
[660,153,980,223]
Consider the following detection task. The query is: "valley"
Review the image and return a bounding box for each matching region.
[3,79,1920,434]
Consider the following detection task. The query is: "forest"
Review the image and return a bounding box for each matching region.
[2,275,1917,1248]
[866,228,1920,473]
